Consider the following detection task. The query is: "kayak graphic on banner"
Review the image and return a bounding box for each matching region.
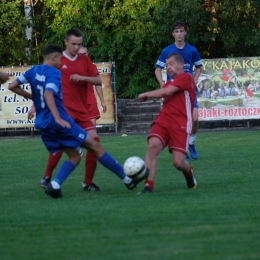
[162,57,260,121]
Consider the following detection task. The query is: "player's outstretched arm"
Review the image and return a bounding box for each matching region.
[95,85,107,113]
[44,90,71,128]
[0,71,9,84]
[8,80,32,99]
[138,85,179,101]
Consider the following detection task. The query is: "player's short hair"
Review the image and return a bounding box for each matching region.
[65,28,83,40]
[42,44,62,58]
[171,20,188,32]
[166,53,184,63]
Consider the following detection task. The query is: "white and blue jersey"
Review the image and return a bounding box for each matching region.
[156,43,202,107]
[17,65,67,129]
[156,43,202,79]
[16,65,87,153]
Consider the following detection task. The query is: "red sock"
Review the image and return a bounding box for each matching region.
[183,167,192,178]
[84,137,100,185]
[44,151,63,178]
[145,180,154,191]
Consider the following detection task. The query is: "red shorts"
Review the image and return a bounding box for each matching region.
[66,108,95,131]
[148,122,189,154]
[87,103,100,119]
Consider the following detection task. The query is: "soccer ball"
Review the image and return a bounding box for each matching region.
[123,156,147,179]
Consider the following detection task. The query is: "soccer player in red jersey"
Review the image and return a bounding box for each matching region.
[39,29,104,191]
[138,53,197,193]
[78,46,107,126]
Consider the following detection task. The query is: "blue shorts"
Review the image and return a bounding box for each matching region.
[194,96,198,108]
[41,117,88,154]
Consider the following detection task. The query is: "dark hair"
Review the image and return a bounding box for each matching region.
[171,20,188,32]
[166,53,184,63]
[42,44,62,57]
[65,28,83,40]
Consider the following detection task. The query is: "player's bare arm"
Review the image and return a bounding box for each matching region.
[8,80,32,100]
[70,74,102,85]
[44,90,71,128]
[0,71,9,83]
[95,85,107,113]
[155,68,165,88]
[138,85,179,101]
[193,67,202,84]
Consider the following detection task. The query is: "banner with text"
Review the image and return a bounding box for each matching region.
[0,62,115,129]
[198,57,260,121]
[163,57,260,121]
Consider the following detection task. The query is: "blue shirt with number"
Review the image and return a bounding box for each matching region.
[16,65,68,129]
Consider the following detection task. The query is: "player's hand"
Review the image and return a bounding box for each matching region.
[101,102,107,113]
[70,74,83,83]
[138,93,148,102]
[28,105,36,120]
[56,118,71,128]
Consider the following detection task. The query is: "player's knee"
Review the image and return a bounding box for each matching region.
[173,158,184,170]
[148,141,161,155]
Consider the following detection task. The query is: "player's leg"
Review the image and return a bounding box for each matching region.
[46,148,81,198]
[170,130,197,189]
[172,150,196,188]
[83,118,101,191]
[188,101,199,159]
[139,137,163,194]
[81,134,148,190]
[40,150,63,188]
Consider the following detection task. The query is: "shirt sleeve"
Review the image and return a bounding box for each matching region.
[155,49,167,69]
[16,68,31,84]
[83,55,100,76]
[192,47,203,68]
[45,69,61,94]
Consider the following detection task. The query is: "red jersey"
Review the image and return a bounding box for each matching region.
[86,83,97,104]
[154,72,195,133]
[59,52,99,115]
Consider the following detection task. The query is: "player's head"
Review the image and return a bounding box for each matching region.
[171,21,187,42]
[165,53,184,77]
[64,28,83,57]
[78,46,88,56]
[42,44,63,68]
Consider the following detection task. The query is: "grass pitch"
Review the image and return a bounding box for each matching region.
[0,131,260,260]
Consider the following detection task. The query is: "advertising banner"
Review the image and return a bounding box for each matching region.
[198,57,260,121]
[0,62,115,129]
[163,57,260,121]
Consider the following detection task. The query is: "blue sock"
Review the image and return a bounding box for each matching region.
[53,160,75,185]
[98,152,126,180]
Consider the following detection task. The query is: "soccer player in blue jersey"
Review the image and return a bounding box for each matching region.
[155,20,202,161]
[8,44,148,198]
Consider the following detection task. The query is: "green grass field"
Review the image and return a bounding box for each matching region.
[1,131,260,260]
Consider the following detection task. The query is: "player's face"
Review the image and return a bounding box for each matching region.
[166,56,183,77]
[65,35,83,57]
[172,26,187,42]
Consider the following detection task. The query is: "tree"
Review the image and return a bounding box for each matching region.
[0,0,29,66]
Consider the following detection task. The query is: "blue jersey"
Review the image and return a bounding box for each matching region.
[156,43,202,81]
[17,65,69,129]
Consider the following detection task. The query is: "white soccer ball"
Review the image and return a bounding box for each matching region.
[123,156,147,179]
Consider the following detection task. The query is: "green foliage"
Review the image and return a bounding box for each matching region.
[1,0,260,97]
[0,0,29,65]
